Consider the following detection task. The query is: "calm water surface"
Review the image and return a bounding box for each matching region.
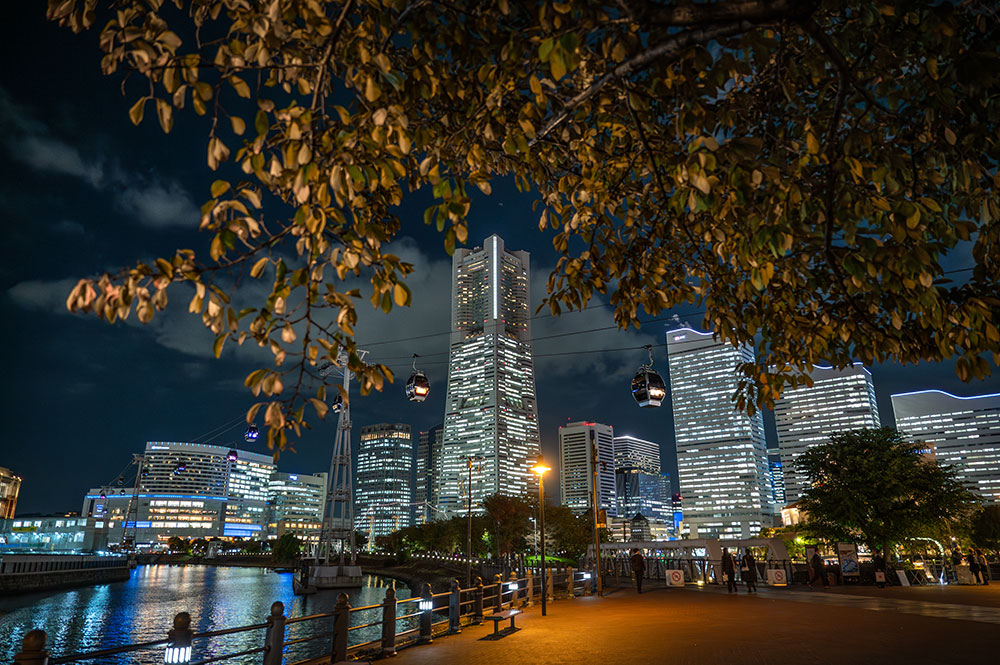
[0,565,411,663]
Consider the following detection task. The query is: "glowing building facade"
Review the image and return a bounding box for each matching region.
[267,471,327,542]
[414,424,444,523]
[892,390,1000,505]
[666,328,771,538]
[439,235,541,516]
[774,364,880,504]
[613,435,662,474]
[0,467,21,520]
[559,421,616,516]
[355,423,413,540]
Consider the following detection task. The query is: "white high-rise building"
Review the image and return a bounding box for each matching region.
[774,364,880,504]
[559,421,616,516]
[355,423,413,540]
[613,435,661,474]
[439,235,541,515]
[666,328,771,538]
[267,471,327,542]
[892,390,1000,505]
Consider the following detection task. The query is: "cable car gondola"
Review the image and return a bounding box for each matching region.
[405,354,430,402]
[174,461,187,474]
[244,423,260,443]
[99,492,107,500]
[331,393,345,413]
[116,476,125,486]
[227,449,239,462]
[631,345,666,408]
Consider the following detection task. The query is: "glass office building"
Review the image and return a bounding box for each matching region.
[666,328,771,538]
[559,421,616,516]
[267,471,327,542]
[613,435,661,475]
[892,390,1000,505]
[414,424,444,523]
[439,235,541,515]
[355,423,413,540]
[773,364,880,503]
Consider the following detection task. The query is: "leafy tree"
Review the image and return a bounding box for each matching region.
[166,536,190,553]
[272,532,302,563]
[797,428,976,558]
[972,505,1000,551]
[482,493,533,557]
[49,1,1000,447]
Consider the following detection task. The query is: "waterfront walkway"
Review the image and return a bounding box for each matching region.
[387,584,1000,665]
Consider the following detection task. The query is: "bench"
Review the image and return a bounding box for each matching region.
[483,609,521,639]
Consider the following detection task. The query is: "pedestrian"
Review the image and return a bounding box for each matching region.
[810,551,828,590]
[741,550,758,592]
[873,550,887,588]
[976,549,990,585]
[950,547,963,583]
[969,549,982,585]
[629,548,646,594]
[721,547,738,593]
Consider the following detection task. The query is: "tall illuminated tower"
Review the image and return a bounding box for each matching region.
[774,364,880,504]
[355,423,413,541]
[892,390,1000,505]
[439,235,541,515]
[666,328,771,538]
[559,421,616,516]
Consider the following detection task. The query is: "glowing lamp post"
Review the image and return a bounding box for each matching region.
[164,612,192,664]
[531,456,550,617]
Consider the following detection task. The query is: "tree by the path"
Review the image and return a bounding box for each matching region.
[49,1,1000,448]
[271,532,302,563]
[797,428,976,557]
[972,505,1000,551]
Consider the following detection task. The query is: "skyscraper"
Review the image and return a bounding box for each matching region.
[767,450,786,507]
[558,421,616,515]
[773,364,880,504]
[439,235,541,515]
[355,423,413,540]
[267,471,327,542]
[613,435,661,474]
[0,467,20,519]
[892,390,1000,505]
[666,328,771,538]
[414,424,444,523]
[615,468,672,522]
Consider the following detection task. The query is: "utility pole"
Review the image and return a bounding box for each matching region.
[590,430,604,596]
[466,456,474,587]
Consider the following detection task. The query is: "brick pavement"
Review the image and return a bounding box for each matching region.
[384,586,998,665]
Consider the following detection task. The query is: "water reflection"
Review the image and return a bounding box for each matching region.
[0,565,411,663]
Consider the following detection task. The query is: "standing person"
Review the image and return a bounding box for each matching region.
[741,550,758,593]
[976,549,990,585]
[969,549,983,585]
[810,550,828,590]
[721,547,738,593]
[629,549,647,594]
[950,547,963,583]
[873,550,887,588]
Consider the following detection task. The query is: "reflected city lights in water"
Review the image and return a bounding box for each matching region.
[0,566,411,664]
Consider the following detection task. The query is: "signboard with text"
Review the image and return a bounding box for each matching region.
[837,542,860,579]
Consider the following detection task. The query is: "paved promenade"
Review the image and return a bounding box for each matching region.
[389,584,1000,665]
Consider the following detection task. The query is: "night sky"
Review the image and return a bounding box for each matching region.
[3,6,997,517]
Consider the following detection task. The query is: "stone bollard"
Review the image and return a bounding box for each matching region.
[584,570,593,596]
[448,579,462,634]
[473,576,484,624]
[546,568,554,600]
[165,612,193,664]
[567,567,575,598]
[526,569,534,606]
[381,587,397,657]
[418,583,434,644]
[13,630,49,665]
[331,593,350,663]
[263,601,286,665]
[493,574,504,612]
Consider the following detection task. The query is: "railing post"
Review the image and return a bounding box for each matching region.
[526,569,534,606]
[418,583,434,644]
[507,572,519,607]
[567,567,575,598]
[473,576,484,624]
[493,574,503,612]
[381,587,397,657]
[165,612,193,665]
[263,601,285,665]
[546,567,554,600]
[448,579,462,634]
[13,630,49,665]
[331,593,350,663]
[584,570,593,596]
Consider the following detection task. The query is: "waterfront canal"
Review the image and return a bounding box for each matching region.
[0,565,412,663]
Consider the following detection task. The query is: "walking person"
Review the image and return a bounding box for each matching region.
[976,549,990,585]
[741,550,758,592]
[810,550,828,590]
[721,547,738,593]
[969,549,983,585]
[873,550,887,588]
[630,549,647,594]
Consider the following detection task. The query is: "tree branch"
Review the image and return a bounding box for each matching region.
[636,0,816,27]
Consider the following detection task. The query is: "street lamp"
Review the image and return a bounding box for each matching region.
[531,455,551,617]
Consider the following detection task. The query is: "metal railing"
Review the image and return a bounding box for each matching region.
[600,555,797,586]
[10,569,598,665]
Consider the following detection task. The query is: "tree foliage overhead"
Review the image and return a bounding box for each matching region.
[49,0,1000,447]
[797,427,976,555]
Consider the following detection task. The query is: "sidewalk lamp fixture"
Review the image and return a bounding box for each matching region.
[418,599,433,611]
[164,612,192,664]
[507,581,519,592]
[531,455,550,617]
[581,572,591,580]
